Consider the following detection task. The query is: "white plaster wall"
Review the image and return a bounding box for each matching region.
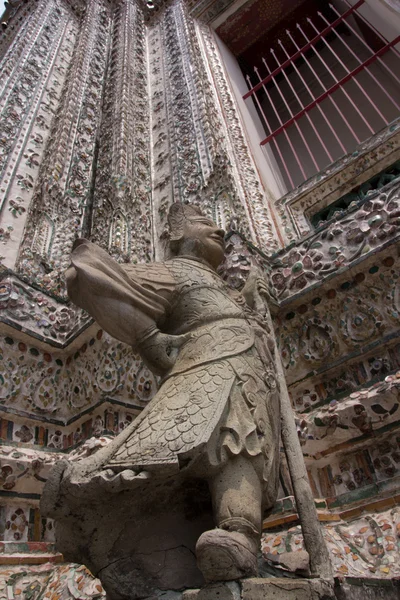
[214,34,288,200]
[343,0,400,45]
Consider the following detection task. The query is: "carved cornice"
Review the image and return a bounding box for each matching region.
[269,178,400,302]
[186,0,237,23]
[298,379,400,457]
[277,118,400,244]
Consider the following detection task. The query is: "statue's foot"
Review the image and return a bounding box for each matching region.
[196,528,258,582]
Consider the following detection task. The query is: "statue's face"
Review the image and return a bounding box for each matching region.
[180,216,225,268]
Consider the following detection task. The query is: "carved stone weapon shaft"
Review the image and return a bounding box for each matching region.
[261,291,333,579]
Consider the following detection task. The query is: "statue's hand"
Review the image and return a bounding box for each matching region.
[138,329,191,376]
[72,237,89,251]
[242,266,267,308]
[255,273,270,299]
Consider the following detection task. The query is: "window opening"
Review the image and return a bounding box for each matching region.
[242,0,400,192]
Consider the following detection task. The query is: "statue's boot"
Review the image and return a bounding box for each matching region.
[195,528,258,581]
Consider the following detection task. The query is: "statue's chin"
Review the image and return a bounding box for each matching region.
[178,239,224,269]
[209,248,225,269]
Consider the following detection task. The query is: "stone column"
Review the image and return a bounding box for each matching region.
[0,0,79,271]
[15,0,112,296]
[90,0,153,265]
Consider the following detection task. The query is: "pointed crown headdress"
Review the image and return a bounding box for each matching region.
[167,202,203,243]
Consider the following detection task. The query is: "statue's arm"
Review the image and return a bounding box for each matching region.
[66,239,184,374]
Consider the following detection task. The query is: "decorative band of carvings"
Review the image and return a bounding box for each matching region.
[198,21,280,253]
[90,0,153,266]
[0,329,157,422]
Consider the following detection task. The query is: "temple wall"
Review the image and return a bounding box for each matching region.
[0,0,400,595]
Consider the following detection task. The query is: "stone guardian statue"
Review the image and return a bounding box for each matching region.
[41,203,280,598]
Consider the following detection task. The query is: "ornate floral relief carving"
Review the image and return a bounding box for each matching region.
[0,0,46,64]
[270,178,400,300]
[0,564,105,600]
[159,3,207,202]
[289,339,400,413]
[299,319,339,363]
[91,0,152,265]
[15,0,112,295]
[297,378,400,455]
[218,231,268,290]
[0,273,90,344]
[0,1,67,182]
[147,0,277,252]
[197,21,280,254]
[263,507,400,579]
[277,264,400,384]
[147,18,173,256]
[0,329,157,422]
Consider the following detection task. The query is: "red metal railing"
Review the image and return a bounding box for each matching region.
[243,0,400,191]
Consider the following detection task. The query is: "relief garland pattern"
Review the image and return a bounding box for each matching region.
[296,378,400,454]
[289,337,400,413]
[147,16,173,250]
[0,0,46,92]
[0,1,78,272]
[262,506,400,579]
[162,3,206,203]
[0,565,106,600]
[277,261,400,384]
[277,119,400,244]
[0,329,157,422]
[149,0,270,247]
[0,1,66,186]
[184,6,256,234]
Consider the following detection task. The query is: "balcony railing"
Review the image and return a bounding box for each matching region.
[243,0,400,191]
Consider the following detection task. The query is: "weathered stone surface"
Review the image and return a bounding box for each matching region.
[335,579,400,600]
[241,578,310,600]
[267,550,310,575]
[196,529,258,582]
[182,591,200,600]
[197,582,240,600]
[182,582,240,600]
[52,476,213,597]
[241,578,335,600]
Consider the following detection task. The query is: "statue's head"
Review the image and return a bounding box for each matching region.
[167,203,225,269]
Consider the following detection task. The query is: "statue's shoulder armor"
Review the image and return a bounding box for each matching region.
[165,258,226,291]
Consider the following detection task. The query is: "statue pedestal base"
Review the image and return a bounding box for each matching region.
[52,473,214,599]
[182,578,335,600]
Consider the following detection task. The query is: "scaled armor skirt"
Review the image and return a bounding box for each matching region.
[107,336,280,512]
